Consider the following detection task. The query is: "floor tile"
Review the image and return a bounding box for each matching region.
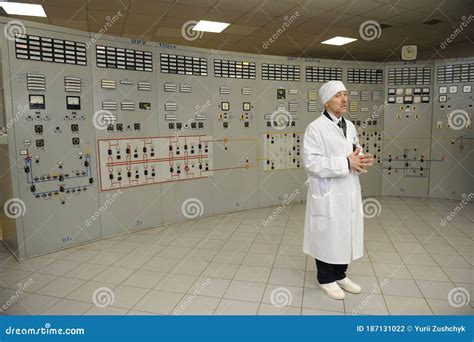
[133,290,184,314]
[214,299,260,315]
[223,280,266,303]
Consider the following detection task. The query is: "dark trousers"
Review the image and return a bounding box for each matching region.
[315,259,348,284]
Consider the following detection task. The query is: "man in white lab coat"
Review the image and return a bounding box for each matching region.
[302,80,374,300]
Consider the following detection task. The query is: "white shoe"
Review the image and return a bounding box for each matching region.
[336,277,362,294]
[319,281,345,300]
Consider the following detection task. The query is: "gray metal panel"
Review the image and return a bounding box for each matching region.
[343,62,385,197]
[258,56,306,207]
[210,53,260,213]
[382,62,434,197]
[156,46,214,223]
[0,22,24,258]
[429,58,474,199]
[90,36,163,236]
[3,24,101,257]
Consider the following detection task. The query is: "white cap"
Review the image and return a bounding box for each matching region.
[319,80,347,105]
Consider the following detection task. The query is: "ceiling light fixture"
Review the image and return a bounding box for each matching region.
[192,20,230,33]
[321,36,357,46]
[0,2,47,17]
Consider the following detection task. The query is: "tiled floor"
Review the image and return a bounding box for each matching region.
[0,196,472,315]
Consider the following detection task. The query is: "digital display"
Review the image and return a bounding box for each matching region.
[139,102,151,110]
[243,102,251,111]
[221,102,229,111]
[277,88,286,99]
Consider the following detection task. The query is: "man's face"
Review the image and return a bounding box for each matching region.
[325,90,348,115]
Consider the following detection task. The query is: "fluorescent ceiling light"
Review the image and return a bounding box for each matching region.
[192,20,230,33]
[321,36,357,46]
[1,2,47,17]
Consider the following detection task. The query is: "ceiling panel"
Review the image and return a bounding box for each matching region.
[176,0,219,8]
[43,0,88,8]
[223,24,260,35]
[213,0,261,13]
[251,1,300,17]
[3,0,471,61]
[361,5,411,20]
[87,10,126,26]
[338,0,385,16]
[43,6,87,20]
[87,0,130,11]
[203,9,245,23]
[384,10,433,25]
[234,13,279,26]
[124,14,162,27]
[122,24,157,36]
[128,1,173,15]
[49,18,88,31]
[156,16,189,29]
[165,4,211,19]
[301,0,353,11]
[154,27,183,38]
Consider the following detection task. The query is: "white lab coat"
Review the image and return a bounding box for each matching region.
[302,112,364,264]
